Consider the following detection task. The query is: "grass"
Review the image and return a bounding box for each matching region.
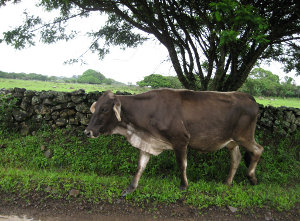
[255,96,300,108]
[0,78,149,94]
[0,128,299,210]
[0,78,299,108]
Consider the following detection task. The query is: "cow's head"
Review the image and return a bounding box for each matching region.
[84,91,121,138]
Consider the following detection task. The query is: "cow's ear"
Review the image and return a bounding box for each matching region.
[90,102,97,113]
[113,98,121,122]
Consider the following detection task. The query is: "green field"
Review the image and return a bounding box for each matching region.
[255,97,300,108]
[0,78,149,94]
[0,78,299,108]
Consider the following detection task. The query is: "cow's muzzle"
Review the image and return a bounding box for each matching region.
[84,129,95,138]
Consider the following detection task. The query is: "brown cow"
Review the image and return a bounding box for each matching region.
[85,89,264,196]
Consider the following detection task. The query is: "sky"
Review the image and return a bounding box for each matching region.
[0,0,299,85]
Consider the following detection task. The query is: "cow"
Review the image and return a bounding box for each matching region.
[84,89,264,196]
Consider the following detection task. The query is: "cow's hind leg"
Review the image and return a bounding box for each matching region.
[239,140,264,185]
[174,146,188,190]
[122,150,150,196]
[226,141,241,185]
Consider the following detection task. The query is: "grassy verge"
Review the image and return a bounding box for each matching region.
[0,167,298,211]
[0,128,299,211]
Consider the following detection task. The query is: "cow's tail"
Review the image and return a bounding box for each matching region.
[244,151,251,168]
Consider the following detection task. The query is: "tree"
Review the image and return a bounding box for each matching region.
[1,0,299,91]
[137,74,182,88]
[77,69,106,84]
[239,67,299,97]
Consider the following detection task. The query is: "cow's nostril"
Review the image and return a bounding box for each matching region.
[84,130,91,137]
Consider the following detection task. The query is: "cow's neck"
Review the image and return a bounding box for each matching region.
[116,95,144,127]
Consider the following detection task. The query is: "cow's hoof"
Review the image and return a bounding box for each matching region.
[247,176,257,185]
[225,180,233,186]
[121,186,136,196]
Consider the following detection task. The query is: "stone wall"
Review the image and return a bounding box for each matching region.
[1,88,299,136]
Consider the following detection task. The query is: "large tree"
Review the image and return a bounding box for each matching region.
[1,0,299,91]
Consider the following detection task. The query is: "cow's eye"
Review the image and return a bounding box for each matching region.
[101,107,109,113]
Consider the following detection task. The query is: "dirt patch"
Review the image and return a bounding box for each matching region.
[0,191,299,221]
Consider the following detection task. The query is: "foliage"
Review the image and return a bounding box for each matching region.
[78,69,105,84]
[0,70,50,81]
[137,74,183,89]
[239,68,300,97]
[1,0,300,91]
[0,128,299,210]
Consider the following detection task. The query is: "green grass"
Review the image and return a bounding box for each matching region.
[0,128,299,210]
[255,96,300,108]
[1,78,299,108]
[0,78,149,94]
[0,167,298,210]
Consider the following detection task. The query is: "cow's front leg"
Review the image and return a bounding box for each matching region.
[122,150,150,196]
[174,146,188,190]
[226,141,241,185]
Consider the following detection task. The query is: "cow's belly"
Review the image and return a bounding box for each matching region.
[188,136,233,153]
[112,125,173,156]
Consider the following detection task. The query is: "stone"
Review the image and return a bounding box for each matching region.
[20,97,31,110]
[45,186,52,192]
[12,109,28,122]
[24,90,36,97]
[52,104,67,111]
[69,189,80,197]
[32,96,41,105]
[44,149,52,158]
[79,115,90,125]
[20,126,30,136]
[227,206,237,213]
[69,118,79,125]
[75,103,90,113]
[67,102,76,108]
[34,105,51,115]
[72,89,85,95]
[40,145,46,151]
[265,212,272,221]
[32,114,43,122]
[43,98,53,105]
[71,95,86,104]
[56,118,68,127]
[295,117,300,126]
[53,93,71,103]
[67,109,76,116]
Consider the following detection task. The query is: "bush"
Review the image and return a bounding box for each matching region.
[137,74,183,89]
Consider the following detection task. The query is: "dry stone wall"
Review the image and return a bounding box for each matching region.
[1,88,299,136]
